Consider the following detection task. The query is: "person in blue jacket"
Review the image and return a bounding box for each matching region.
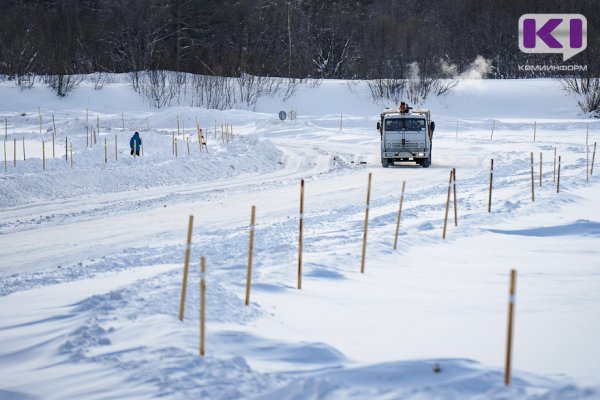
[130,131,142,156]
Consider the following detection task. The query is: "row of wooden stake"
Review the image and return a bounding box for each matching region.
[489,120,537,142]
[453,120,596,148]
[484,146,597,212]
[5,133,214,171]
[3,111,242,174]
[171,131,210,157]
[4,136,74,172]
[175,194,520,386]
[3,113,223,164]
[176,172,448,356]
[3,121,235,171]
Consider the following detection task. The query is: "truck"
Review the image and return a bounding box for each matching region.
[376,102,435,168]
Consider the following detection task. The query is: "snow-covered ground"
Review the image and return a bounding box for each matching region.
[1,77,599,399]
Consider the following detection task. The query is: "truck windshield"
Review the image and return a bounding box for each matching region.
[385,118,425,132]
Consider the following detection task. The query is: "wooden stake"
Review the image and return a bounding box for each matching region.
[452,168,458,226]
[490,120,495,140]
[86,126,89,148]
[557,155,561,193]
[104,138,107,163]
[360,173,372,273]
[179,215,194,321]
[115,135,118,161]
[591,142,596,176]
[146,117,150,131]
[200,256,206,356]
[172,132,175,154]
[298,179,304,289]
[22,137,25,161]
[586,124,589,182]
[340,113,343,131]
[214,121,217,140]
[553,147,557,182]
[42,141,45,171]
[52,113,56,139]
[175,138,178,158]
[488,159,494,212]
[245,206,256,305]
[393,181,406,250]
[121,112,124,130]
[530,152,535,202]
[52,114,56,158]
[442,169,453,239]
[197,128,202,153]
[186,136,190,156]
[202,133,208,154]
[533,121,536,142]
[504,269,517,386]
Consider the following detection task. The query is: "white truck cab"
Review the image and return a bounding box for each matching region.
[376,102,435,168]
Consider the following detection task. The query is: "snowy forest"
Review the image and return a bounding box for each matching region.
[0,0,598,81]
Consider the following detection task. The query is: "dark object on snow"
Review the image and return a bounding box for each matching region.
[433,363,442,373]
[130,131,142,156]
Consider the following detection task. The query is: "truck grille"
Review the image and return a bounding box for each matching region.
[389,142,421,148]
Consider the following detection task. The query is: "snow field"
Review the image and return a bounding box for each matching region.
[1,78,599,399]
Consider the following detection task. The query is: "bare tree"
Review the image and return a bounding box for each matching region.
[561,77,600,116]
[44,75,83,97]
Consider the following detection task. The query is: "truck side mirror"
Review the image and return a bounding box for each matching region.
[430,121,435,132]
[376,122,381,131]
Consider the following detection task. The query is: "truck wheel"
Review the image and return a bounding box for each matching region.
[382,158,389,168]
[422,156,431,168]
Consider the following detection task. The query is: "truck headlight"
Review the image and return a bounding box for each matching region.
[418,152,425,157]
[385,143,392,148]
